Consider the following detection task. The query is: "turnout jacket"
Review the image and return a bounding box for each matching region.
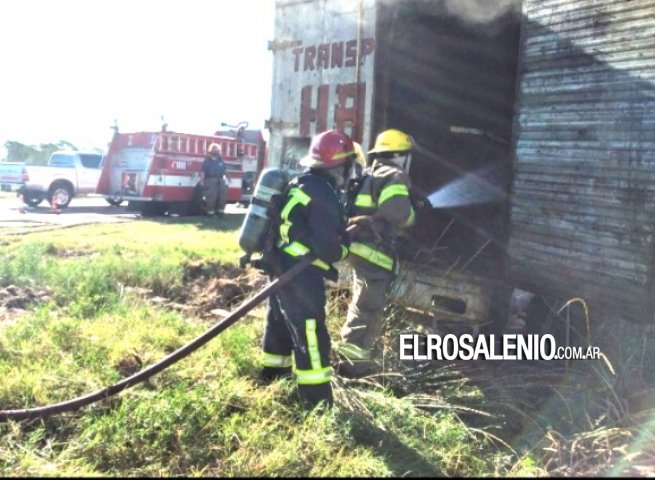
[275,170,349,274]
[347,160,415,275]
[202,154,227,178]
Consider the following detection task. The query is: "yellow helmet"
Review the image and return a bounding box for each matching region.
[353,142,367,168]
[368,129,413,155]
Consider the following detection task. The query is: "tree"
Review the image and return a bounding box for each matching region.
[4,140,79,165]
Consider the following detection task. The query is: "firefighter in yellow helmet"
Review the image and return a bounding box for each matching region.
[337,129,416,377]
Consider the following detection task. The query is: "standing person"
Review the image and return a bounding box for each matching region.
[260,130,355,410]
[337,129,417,378]
[200,143,229,216]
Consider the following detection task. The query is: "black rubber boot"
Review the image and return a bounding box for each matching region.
[259,366,292,385]
[336,360,373,379]
[298,383,333,411]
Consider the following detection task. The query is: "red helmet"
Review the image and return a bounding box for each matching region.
[299,130,355,169]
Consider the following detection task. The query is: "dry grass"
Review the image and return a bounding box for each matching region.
[541,423,655,476]
[330,290,655,477]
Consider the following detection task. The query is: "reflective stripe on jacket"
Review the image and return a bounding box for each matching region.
[277,171,349,272]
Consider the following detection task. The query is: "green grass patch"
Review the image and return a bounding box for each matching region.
[0,218,562,476]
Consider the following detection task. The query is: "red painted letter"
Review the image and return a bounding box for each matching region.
[300,85,329,136]
[345,40,358,67]
[335,82,366,143]
[331,42,344,68]
[317,44,330,69]
[304,46,316,71]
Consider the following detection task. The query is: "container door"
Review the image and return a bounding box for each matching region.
[111,148,153,199]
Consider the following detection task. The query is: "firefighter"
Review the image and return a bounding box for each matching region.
[260,129,355,409]
[200,143,229,216]
[337,128,417,378]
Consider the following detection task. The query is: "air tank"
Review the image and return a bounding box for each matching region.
[238,168,290,264]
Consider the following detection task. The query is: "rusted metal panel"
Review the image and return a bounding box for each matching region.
[509,0,655,323]
[269,0,377,172]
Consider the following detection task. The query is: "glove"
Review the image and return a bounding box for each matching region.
[341,230,352,248]
[325,266,339,282]
[348,215,373,232]
[347,215,381,243]
[260,248,284,277]
[410,191,429,211]
[250,258,270,274]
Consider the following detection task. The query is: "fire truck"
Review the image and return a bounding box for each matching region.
[96,129,263,216]
[214,122,268,202]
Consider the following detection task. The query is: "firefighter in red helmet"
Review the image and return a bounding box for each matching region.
[260,129,355,409]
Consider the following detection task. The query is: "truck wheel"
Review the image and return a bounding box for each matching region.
[188,184,206,216]
[23,192,44,207]
[106,191,124,206]
[49,183,73,209]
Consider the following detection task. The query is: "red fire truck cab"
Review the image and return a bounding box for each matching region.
[96,130,262,215]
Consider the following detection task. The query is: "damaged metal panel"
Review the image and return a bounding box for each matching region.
[389,266,497,325]
[509,0,655,323]
[269,0,377,172]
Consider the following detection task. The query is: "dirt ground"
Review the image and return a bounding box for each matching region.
[0,284,53,328]
[165,259,268,317]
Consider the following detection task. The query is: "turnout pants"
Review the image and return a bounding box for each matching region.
[262,266,333,408]
[216,178,228,213]
[204,177,229,214]
[339,268,393,372]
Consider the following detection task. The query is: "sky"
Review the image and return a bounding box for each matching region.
[0,0,275,157]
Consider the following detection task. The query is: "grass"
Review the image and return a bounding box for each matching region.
[0,214,653,476]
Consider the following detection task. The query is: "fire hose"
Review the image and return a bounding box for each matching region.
[0,255,314,422]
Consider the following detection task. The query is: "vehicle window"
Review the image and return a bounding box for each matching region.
[49,154,75,167]
[226,162,242,172]
[80,154,103,169]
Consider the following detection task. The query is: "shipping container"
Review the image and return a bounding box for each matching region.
[269,0,655,327]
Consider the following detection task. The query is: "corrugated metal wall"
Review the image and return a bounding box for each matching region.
[508,0,655,323]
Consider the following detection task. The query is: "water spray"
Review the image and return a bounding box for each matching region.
[426,164,507,209]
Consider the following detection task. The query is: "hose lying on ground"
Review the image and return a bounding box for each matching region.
[0,256,314,422]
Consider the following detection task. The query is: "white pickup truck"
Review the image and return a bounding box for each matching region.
[0,162,27,193]
[0,151,104,208]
